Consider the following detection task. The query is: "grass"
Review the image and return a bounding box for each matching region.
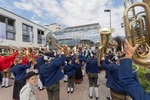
[132,65,150,93]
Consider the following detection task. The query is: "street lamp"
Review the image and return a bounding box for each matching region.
[104,9,111,28]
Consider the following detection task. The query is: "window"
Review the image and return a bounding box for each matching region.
[22,24,33,42]
[22,24,32,32]
[0,15,5,23]
[28,27,32,32]
[6,32,15,40]
[22,35,29,42]
[37,29,44,44]
[7,18,14,26]
[22,24,27,30]
[0,15,16,40]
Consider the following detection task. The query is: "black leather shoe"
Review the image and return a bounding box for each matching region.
[39,88,45,91]
[5,85,12,88]
[71,91,74,94]
[1,86,5,88]
[89,96,93,99]
[106,97,111,100]
[96,97,99,100]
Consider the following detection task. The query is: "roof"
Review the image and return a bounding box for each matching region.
[0,7,51,31]
[65,23,100,30]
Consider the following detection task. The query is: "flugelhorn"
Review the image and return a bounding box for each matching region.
[98,28,115,66]
[124,0,150,66]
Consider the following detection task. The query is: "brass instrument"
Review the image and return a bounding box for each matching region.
[48,39,70,57]
[98,28,115,66]
[24,47,37,66]
[45,32,70,57]
[124,0,150,66]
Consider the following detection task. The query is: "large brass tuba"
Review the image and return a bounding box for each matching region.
[124,0,150,66]
[97,28,115,66]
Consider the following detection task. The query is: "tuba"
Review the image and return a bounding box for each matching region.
[124,0,150,66]
[97,28,115,66]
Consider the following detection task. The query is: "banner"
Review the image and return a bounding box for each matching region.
[0,22,6,40]
[29,31,33,43]
[42,35,45,46]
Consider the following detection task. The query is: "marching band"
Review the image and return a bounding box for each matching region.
[1,0,150,100]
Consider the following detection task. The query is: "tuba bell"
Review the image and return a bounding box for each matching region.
[124,0,150,66]
[97,28,115,66]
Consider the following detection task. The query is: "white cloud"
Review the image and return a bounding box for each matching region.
[13,2,33,11]
[12,0,145,37]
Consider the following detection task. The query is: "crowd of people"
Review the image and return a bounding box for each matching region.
[0,39,150,100]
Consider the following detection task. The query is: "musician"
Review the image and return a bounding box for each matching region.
[64,58,76,93]
[12,57,32,100]
[78,49,86,77]
[74,59,83,84]
[119,39,150,100]
[0,51,18,88]
[86,53,99,100]
[83,47,91,59]
[21,55,29,66]
[39,49,66,100]
[101,54,131,100]
[35,51,45,91]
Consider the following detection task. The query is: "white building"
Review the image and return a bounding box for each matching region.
[0,7,52,50]
[45,23,64,32]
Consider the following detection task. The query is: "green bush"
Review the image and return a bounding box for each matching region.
[132,65,150,93]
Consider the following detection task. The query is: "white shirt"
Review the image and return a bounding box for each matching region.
[20,83,36,100]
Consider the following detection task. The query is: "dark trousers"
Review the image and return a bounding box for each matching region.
[46,82,60,100]
[0,72,3,83]
[88,73,98,87]
[68,75,75,88]
[13,80,26,99]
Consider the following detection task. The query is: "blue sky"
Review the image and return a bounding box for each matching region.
[0,0,141,36]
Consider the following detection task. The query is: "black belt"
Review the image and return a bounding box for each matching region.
[110,88,127,96]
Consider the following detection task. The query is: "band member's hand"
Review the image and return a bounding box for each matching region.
[86,73,88,77]
[124,39,139,58]
[57,49,61,55]
[101,53,105,60]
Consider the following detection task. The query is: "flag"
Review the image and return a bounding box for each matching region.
[0,22,6,40]
[42,35,45,46]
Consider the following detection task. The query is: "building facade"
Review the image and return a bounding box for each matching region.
[53,23,101,47]
[45,23,64,32]
[0,7,52,51]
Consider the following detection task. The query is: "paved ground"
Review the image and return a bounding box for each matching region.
[0,71,110,100]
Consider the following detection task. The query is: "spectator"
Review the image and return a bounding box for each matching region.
[20,71,38,100]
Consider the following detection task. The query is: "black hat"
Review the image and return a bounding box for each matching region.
[25,71,38,79]
[43,52,55,61]
[145,73,150,81]
[110,55,118,62]
[44,52,55,57]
